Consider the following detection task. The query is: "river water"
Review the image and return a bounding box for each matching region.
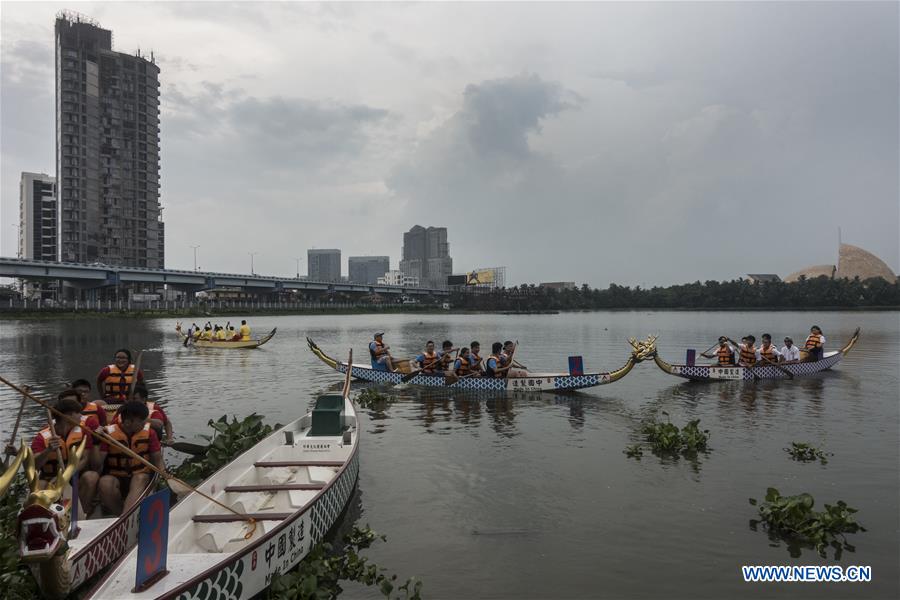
[0,311,897,599]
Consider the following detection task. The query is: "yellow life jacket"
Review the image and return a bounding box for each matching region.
[739,344,757,366]
[716,345,735,366]
[105,423,153,477]
[104,364,136,401]
[239,324,251,341]
[37,424,85,479]
[215,329,226,340]
[805,333,822,350]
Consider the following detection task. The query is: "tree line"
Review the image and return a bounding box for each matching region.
[450,276,900,310]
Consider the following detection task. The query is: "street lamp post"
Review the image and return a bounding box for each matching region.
[190,245,200,271]
[294,257,302,279]
[249,252,258,275]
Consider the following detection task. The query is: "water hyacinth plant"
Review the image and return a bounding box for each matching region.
[749,487,865,558]
[626,412,711,459]
[356,387,394,409]
[784,442,832,464]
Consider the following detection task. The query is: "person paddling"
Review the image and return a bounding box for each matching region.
[468,341,484,376]
[129,384,173,446]
[484,342,504,378]
[756,333,782,364]
[454,347,472,376]
[730,335,757,367]
[415,340,440,374]
[804,326,826,361]
[369,332,398,372]
[437,340,456,372]
[701,336,736,366]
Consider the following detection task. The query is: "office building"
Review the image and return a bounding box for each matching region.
[399,225,452,289]
[19,173,58,261]
[56,13,164,268]
[377,270,419,287]
[348,256,389,285]
[308,249,341,282]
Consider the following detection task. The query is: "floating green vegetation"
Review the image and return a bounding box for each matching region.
[170,413,278,486]
[627,412,710,459]
[784,442,832,464]
[749,487,865,558]
[0,474,38,597]
[267,525,422,600]
[356,387,395,409]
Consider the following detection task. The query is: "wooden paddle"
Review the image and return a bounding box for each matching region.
[759,355,794,379]
[127,350,144,401]
[495,341,520,377]
[169,439,210,455]
[45,407,66,473]
[3,384,29,468]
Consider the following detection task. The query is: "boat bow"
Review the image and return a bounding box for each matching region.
[307,337,340,369]
[607,335,659,382]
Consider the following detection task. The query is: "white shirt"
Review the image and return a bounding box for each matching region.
[780,345,801,361]
[755,344,782,361]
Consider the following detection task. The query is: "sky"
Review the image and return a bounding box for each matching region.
[1,1,898,287]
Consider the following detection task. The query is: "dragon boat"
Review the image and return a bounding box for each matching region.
[652,328,860,381]
[175,323,277,349]
[86,357,360,600]
[0,440,157,599]
[307,336,657,392]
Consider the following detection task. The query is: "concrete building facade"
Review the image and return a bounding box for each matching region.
[56,13,163,268]
[19,173,58,262]
[348,256,389,285]
[399,225,452,289]
[308,249,341,282]
[377,270,419,287]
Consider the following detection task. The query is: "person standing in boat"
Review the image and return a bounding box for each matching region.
[701,336,736,365]
[98,401,164,516]
[415,340,440,373]
[756,334,782,364]
[469,341,484,375]
[484,342,504,378]
[239,319,252,341]
[31,393,100,511]
[97,349,144,403]
[804,326,826,361]
[369,332,398,372]
[780,336,801,363]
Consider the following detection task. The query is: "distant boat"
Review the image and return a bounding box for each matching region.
[653,328,860,381]
[175,323,276,349]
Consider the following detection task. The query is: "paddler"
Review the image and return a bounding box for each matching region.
[780,336,801,363]
[733,335,757,367]
[415,340,440,374]
[191,323,202,339]
[701,336,736,366]
[484,342,504,378]
[756,334,782,364]
[71,378,107,429]
[239,319,251,341]
[369,332,398,372]
[804,326,826,361]
[229,324,239,340]
[454,347,472,376]
[96,348,144,403]
[501,340,527,377]
[97,401,164,515]
[468,341,484,375]
[215,325,227,341]
[31,393,99,510]
[131,384,173,446]
[437,340,456,372]
[200,323,213,340]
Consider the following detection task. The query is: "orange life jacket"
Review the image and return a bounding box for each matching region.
[739,344,757,366]
[717,345,735,366]
[485,353,502,378]
[104,423,152,477]
[103,363,136,401]
[420,351,438,372]
[37,424,86,479]
[805,333,822,350]
[758,344,777,362]
[369,340,385,361]
[470,351,482,370]
[112,401,157,425]
[456,356,471,376]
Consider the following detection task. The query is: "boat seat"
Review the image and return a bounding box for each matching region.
[193,512,292,523]
[254,461,344,468]
[308,466,337,484]
[224,483,324,493]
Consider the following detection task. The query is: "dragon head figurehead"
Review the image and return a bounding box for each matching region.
[18,437,87,563]
[628,335,658,362]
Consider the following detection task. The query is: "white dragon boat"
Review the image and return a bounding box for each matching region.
[86,356,360,600]
[652,328,860,381]
[175,323,277,349]
[307,336,657,392]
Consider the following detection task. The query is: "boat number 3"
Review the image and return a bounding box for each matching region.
[252,550,258,571]
[143,498,165,574]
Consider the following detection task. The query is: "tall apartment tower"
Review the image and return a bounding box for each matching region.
[399,225,452,289]
[307,249,342,282]
[55,13,163,267]
[348,256,390,285]
[19,172,58,261]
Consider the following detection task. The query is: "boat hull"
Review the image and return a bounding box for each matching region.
[175,326,276,349]
[661,351,845,381]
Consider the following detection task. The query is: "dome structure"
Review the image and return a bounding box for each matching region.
[784,264,836,283]
[836,244,896,281]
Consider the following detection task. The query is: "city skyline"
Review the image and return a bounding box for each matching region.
[2,2,897,287]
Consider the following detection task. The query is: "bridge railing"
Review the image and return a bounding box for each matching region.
[0,298,434,313]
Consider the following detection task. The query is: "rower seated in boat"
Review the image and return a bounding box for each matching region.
[415,340,440,374]
[98,401,164,516]
[437,340,456,372]
[501,340,528,377]
[735,335,757,367]
[454,347,472,376]
[484,342,504,378]
[229,325,240,340]
[72,378,107,430]
[780,337,801,362]
[200,324,214,340]
[31,393,100,513]
[804,326,825,361]
[701,336,736,366]
[370,332,398,372]
[469,341,484,375]
[126,383,173,446]
[240,319,251,341]
[215,325,227,341]
[756,334,782,364]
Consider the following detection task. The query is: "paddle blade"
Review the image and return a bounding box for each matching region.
[169,441,208,455]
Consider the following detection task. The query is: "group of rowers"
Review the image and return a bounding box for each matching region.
[3,348,173,518]
[369,332,527,378]
[187,320,252,341]
[702,325,827,367]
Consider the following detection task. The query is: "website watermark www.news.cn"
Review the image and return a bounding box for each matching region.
[742,565,871,583]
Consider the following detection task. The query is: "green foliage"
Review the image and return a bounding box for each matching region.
[267,525,423,600]
[450,276,900,310]
[623,445,643,459]
[356,388,394,410]
[749,487,865,558]
[0,474,38,597]
[785,442,832,464]
[638,413,710,458]
[169,414,278,486]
